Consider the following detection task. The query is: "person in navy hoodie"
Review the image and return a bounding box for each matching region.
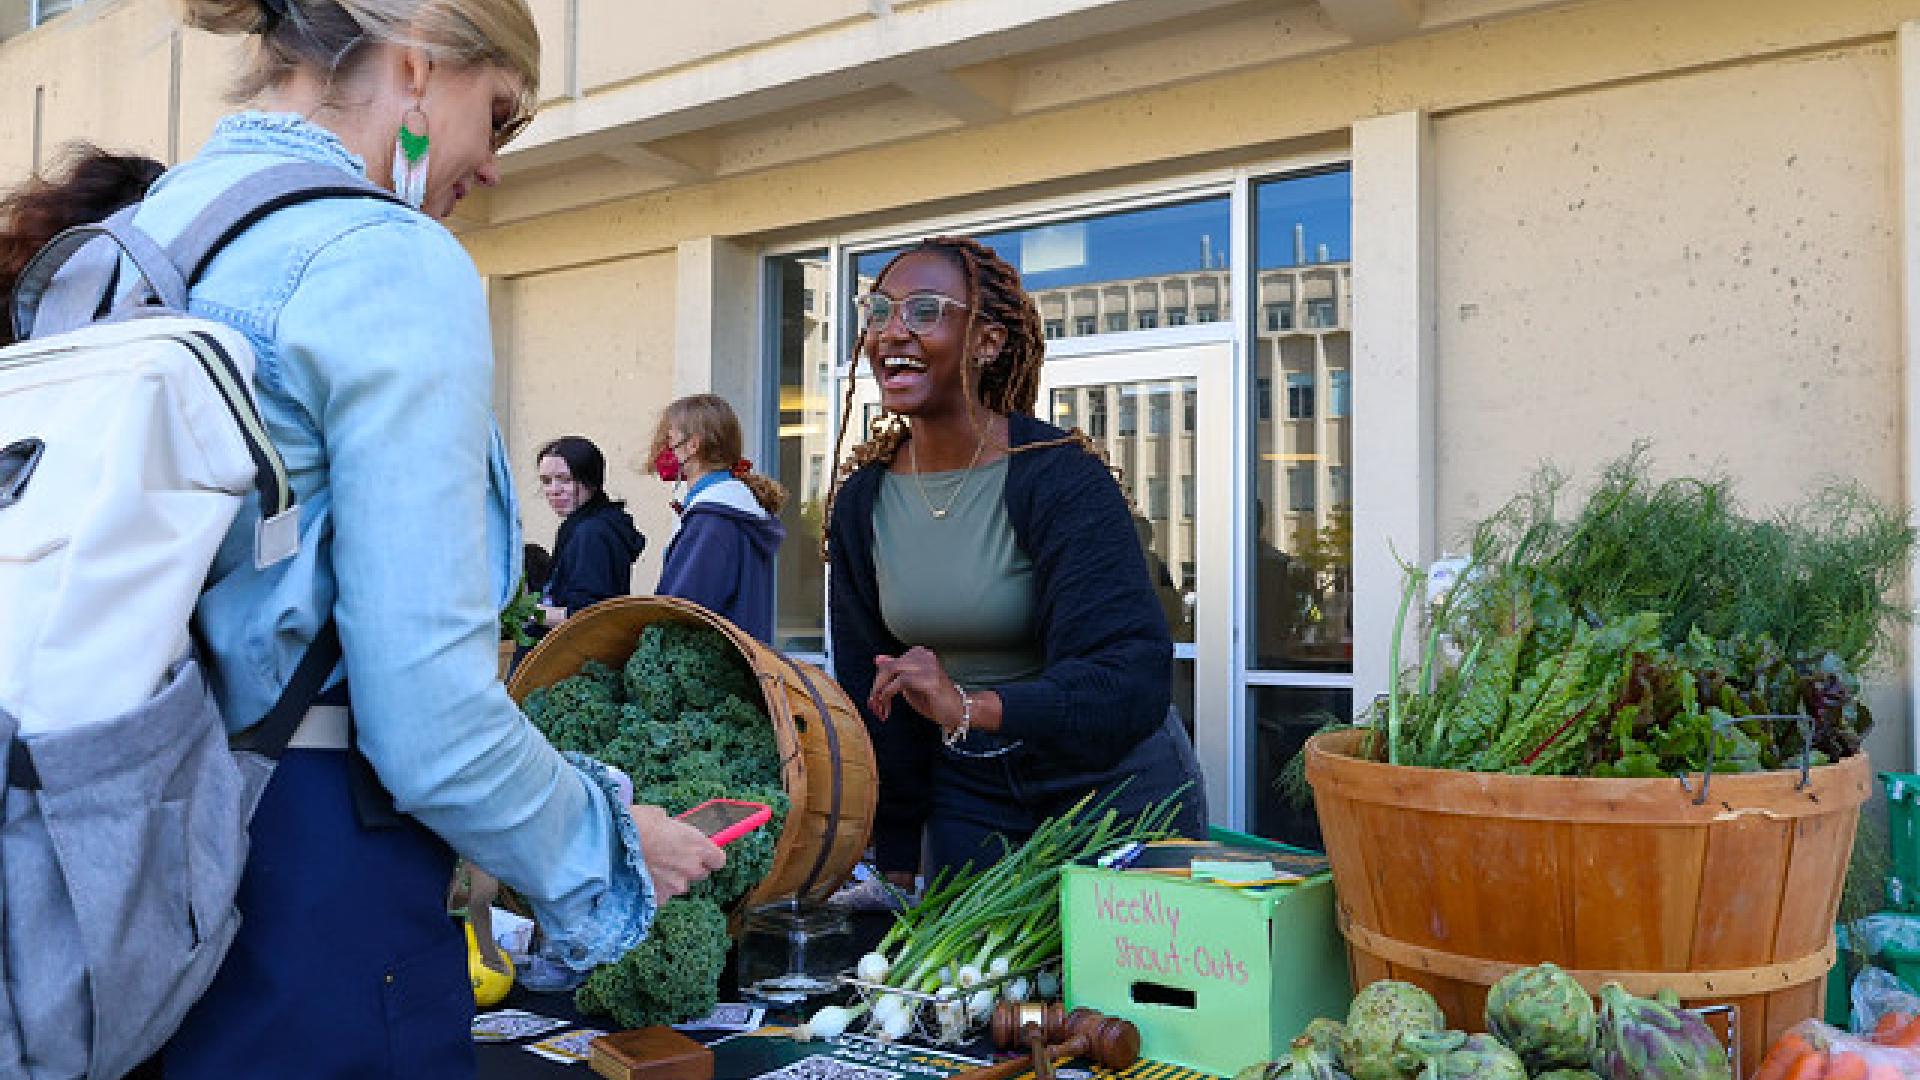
[534,435,645,631]
[650,394,787,642]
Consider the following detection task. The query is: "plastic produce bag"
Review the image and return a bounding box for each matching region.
[1851,914,1920,958]
[1756,1018,1920,1078]
[1855,966,1920,1035]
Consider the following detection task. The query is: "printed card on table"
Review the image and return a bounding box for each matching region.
[471,1008,570,1043]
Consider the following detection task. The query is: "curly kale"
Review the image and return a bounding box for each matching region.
[575,897,730,1029]
[623,624,759,714]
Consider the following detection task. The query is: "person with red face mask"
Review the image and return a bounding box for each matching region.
[533,435,645,631]
[648,394,787,642]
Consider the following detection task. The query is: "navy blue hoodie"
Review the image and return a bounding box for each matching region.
[545,493,645,616]
[657,478,786,642]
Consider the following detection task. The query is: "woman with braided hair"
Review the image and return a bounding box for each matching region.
[826,236,1207,885]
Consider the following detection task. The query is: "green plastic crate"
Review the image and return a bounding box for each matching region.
[1061,829,1351,1077]
[1882,772,1920,911]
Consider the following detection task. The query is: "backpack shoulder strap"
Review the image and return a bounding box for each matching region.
[162,162,404,291]
[228,620,342,759]
[11,162,405,341]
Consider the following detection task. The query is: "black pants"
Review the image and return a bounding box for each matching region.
[925,708,1209,879]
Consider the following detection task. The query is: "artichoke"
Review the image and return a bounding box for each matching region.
[1591,983,1731,1080]
[1302,1018,1346,1059]
[1338,980,1446,1080]
[1233,1034,1354,1080]
[1483,962,1596,1070]
[1394,1031,1525,1080]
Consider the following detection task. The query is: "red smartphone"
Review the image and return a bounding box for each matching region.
[676,798,773,847]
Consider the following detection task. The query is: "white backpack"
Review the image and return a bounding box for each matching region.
[0,163,401,1079]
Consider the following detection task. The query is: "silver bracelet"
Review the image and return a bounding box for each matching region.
[943,686,974,748]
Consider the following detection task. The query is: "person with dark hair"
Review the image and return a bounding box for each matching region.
[535,434,644,628]
[522,541,553,593]
[825,236,1208,886]
[648,393,787,642]
[0,143,164,347]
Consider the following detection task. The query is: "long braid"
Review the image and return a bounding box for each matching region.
[821,236,1094,561]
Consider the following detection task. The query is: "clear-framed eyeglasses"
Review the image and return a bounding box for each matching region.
[855,292,975,335]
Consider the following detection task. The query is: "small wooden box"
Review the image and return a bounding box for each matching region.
[588,1027,715,1080]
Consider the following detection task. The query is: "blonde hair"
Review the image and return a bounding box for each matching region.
[651,394,788,516]
[180,0,538,118]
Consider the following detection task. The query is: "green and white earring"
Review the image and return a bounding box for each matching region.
[392,105,430,209]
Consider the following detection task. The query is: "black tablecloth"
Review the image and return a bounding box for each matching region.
[475,911,902,1079]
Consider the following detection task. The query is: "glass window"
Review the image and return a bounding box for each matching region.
[1044,319,1064,340]
[1287,465,1316,513]
[1052,378,1195,646]
[1137,311,1158,330]
[1105,312,1127,333]
[33,0,80,25]
[851,196,1233,345]
[767,250,831,655]
[1182,387,1196,432]
[1196,306,1217,323]
[1075,315,1097,336]
[1286,372,1315,420]
[1166,310,1188,327]
[1249,686,1351,849]
[1252,169,1353,675]
[1148,390,1170,436]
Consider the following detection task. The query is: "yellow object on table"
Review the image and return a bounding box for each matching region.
[466,920,514,1007]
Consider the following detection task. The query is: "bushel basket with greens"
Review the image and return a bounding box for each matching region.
[522,621,789,1028]
[1363,446,1913,778]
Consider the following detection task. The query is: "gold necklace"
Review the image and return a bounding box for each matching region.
[906,420,992,520]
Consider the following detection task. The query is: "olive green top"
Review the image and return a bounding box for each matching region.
[872,458,1045,688]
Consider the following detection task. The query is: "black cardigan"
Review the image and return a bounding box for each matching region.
[546,495,645,616]
[827,413,1173,870]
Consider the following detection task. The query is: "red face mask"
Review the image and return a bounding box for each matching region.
[653,446,684,483]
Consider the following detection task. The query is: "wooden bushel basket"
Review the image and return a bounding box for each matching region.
[508,596,878,911]
[1305,728,1869,1074]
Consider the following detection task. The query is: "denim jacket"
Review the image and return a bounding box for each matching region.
[134,113,652,967]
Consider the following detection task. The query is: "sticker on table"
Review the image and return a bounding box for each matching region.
[750,1056,904,1080]
[674,1003,767,1032]
[471,1008,569,1043]
[526,1028,609,1064]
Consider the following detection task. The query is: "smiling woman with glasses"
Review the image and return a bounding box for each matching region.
[823,236,1209,889]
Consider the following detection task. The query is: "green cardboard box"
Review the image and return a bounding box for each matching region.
[1060,832,1351,1077]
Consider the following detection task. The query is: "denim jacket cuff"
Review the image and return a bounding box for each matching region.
[547,752,656,971]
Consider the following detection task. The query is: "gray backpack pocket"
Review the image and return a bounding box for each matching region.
[0,657,261,1080]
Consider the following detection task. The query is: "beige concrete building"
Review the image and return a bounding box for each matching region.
[5,0,1919,841]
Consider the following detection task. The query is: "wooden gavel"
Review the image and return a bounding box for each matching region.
[953,1003,1141,1080]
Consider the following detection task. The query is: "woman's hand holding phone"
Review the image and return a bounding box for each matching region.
[627,804,726,901]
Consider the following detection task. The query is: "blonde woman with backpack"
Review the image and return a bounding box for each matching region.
[74,2,725,1076]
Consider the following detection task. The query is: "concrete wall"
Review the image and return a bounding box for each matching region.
[493,252,681,591]
[1432,43,1901,532]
